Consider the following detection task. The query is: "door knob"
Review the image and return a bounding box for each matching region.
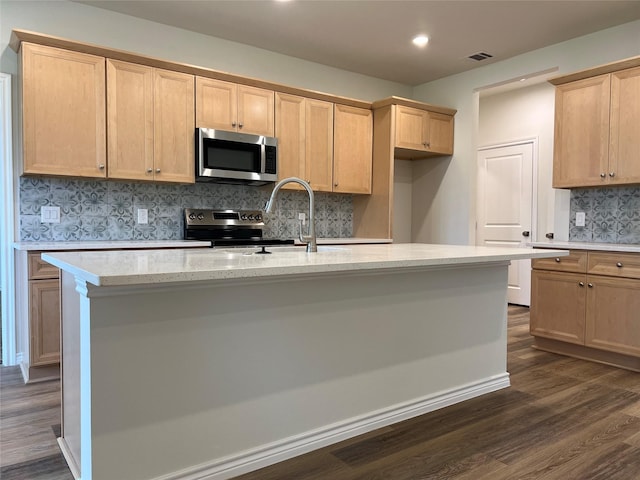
[522,231,530,237]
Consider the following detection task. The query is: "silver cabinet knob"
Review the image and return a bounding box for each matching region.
[600,173,606,178]
[579,282,584,287]
[238,123,243,128]
[522,231,530,237]
[156,168,161,173]
[147,168,153,173]
[555,257,561,262]
[334,183,338,187]
[231,122,237,127]
[617,262,623,268]
[609,172,615,177]
[98,164,105,170]
[588,283,593,288]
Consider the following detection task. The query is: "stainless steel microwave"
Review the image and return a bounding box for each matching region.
[195,128,278,185]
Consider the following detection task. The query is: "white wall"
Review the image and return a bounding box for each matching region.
[0,0,411,101]
[478,81,569,242]
[411,19,640,245]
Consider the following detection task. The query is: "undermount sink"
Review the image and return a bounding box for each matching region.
[212,245,347,256]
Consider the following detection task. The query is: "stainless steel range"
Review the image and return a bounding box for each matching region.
[183,208,294,247]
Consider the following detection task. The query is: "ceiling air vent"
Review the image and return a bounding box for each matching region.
[468,52,494,61]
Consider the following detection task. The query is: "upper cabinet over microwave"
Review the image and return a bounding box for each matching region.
[550,58,640,188]
[196,77,275,137]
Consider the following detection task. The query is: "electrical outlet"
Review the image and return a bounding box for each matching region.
[137,208,148,224]
[298,212,306,224]
[40,206,60,223]
[575,211,586,227]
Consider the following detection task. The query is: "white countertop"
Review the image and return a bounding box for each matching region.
[42,243,568,287]
[14,238,391,251]
[13,240,212,251]
[530,241,640,253]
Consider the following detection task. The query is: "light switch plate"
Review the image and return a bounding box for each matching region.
[41,206,60,223]
[137,208,148,224]
[576,211,586,227]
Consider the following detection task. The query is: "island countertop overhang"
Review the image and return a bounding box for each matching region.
[42,243,568,287]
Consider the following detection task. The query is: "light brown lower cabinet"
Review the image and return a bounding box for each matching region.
[530,249,640,371]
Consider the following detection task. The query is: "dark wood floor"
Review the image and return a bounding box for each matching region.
[2,306,639,479]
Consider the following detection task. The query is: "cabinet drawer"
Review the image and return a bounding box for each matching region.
[588,252,640,279]
[532,250,588,273]
[28,252,60,280]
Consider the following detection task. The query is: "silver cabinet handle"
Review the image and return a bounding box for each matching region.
[156,168,161,173]
[231,122,236,127]
[147,168,153,173]
[609,172,615,177]
[98,164,105,170]
[555,258,561,262]
[588,283,593,288]
[579,282,584,287]
[617,262,623,268]
[600,173,606,178]
[238,123,243,128]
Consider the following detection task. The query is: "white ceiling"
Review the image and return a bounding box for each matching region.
[76,0,640,86]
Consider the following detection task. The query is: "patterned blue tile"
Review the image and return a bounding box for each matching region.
[19,176,355,241]
[20,215,53,241]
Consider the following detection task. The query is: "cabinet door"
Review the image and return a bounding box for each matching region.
[275,93,306,188]
[305,99,333,192]
[552,75,610,188]
[609,66,640,184]
[395,105,428,150]
[426,111,454,155]
[333,105,372,194]
[154,69,195,183]
[237,85,275,136]
[530,270,586,345]
[22,43,106,178]
[30,279,61,366]
[585,276,640,357]
[107,60,154,181]
[196,77,237,131]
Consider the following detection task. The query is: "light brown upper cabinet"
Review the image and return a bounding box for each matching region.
[108,60,194,183]
[21,43,106,178]
[552,63,640,188]
[196,77,275,137]
[275,93,333,192]
[394,104,454,158]
[333,105,373,194]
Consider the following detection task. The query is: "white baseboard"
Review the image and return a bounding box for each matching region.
[154,373,510,480]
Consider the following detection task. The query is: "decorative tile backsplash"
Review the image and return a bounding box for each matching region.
[19,177,353,241]
[569,186,640,243]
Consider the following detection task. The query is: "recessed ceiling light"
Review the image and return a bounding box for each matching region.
[412,35,430,47]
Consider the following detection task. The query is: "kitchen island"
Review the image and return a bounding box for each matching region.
[42,243,566,480]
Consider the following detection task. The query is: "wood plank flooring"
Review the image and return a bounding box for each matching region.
[1,306,639,479]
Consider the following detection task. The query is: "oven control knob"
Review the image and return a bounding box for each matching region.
[240,214,248,220]
[255,214,262,221]
[188,213,196,220]
[197,213,204,220]
[247,214,255,221]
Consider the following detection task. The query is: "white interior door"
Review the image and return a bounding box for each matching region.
[477,142,534,306]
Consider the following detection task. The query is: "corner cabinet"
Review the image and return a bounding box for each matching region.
[107,60,195,183]
[530,249,640,371]
[21,43,106,178]
[352,97,456,239]
[551,59,640,188]
[196,77,275,137]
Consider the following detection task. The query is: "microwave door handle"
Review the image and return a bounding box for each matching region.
[260,144,266,175]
